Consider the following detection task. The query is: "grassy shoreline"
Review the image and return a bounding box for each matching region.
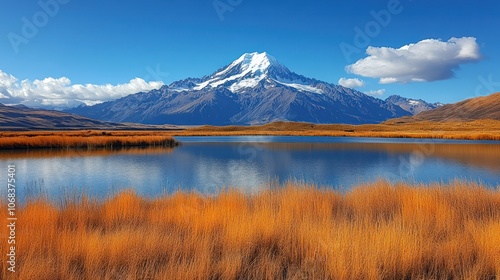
[0,131,179,150]
[0,120,497,151]
[1,120,499,150]
[2,181,499,279]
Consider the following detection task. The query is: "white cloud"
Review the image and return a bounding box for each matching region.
[346,37,482,84]
[338,77,365,88]
[0,69,164,108]
[365,89,385,96]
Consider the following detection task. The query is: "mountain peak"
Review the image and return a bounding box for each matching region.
[184,52,294,92]
[213,52,282,78]
[234,52,280,73]
[172,52,324,94]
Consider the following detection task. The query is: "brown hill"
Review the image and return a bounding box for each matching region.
[387,92,500,123]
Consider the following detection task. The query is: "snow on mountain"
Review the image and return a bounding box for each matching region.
[229,76,263,92]
[274,80,324,94]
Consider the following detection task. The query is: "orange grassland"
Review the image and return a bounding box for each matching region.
[1,181,499,279]
[0,130,179,150]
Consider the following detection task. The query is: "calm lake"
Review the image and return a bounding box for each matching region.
[1,136,499,202]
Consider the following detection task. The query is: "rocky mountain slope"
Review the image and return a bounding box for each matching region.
[385,95,443,115]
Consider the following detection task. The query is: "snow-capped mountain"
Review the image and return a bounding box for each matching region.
[68,52,411,125]
[385,95,444,115]
[172,52,324,94]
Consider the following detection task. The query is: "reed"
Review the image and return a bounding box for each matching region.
[1,181,499,279]
[0,133,179,150]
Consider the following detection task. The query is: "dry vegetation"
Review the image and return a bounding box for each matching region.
[1,181,499,279]
[0,130,179,150]
[182,119,500,140]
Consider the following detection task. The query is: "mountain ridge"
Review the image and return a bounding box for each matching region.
[0,102,175,130]
[386,92,500,123]
[385,95,444,115]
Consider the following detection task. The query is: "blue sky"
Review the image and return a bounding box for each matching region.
[1,0,499,107]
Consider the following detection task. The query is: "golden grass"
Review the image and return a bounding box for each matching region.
[1,181,499,279]
[0,130,179,150]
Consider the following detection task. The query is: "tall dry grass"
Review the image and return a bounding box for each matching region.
[0,132,179,150]
[1,181,499,279]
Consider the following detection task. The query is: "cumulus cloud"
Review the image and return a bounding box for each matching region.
[365,89,385,96]
[346,37,482,84]
[0,70,164,108]
[338,77,365,88]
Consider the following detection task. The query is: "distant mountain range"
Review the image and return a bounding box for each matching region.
[2,92,497,130]
[385,95,444,115]
[67,52,412,125]
[0,103,171,130]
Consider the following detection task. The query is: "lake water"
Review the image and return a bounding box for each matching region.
[1,136,499,202]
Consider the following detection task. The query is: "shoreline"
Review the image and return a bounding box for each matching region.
[0,120,499,150]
